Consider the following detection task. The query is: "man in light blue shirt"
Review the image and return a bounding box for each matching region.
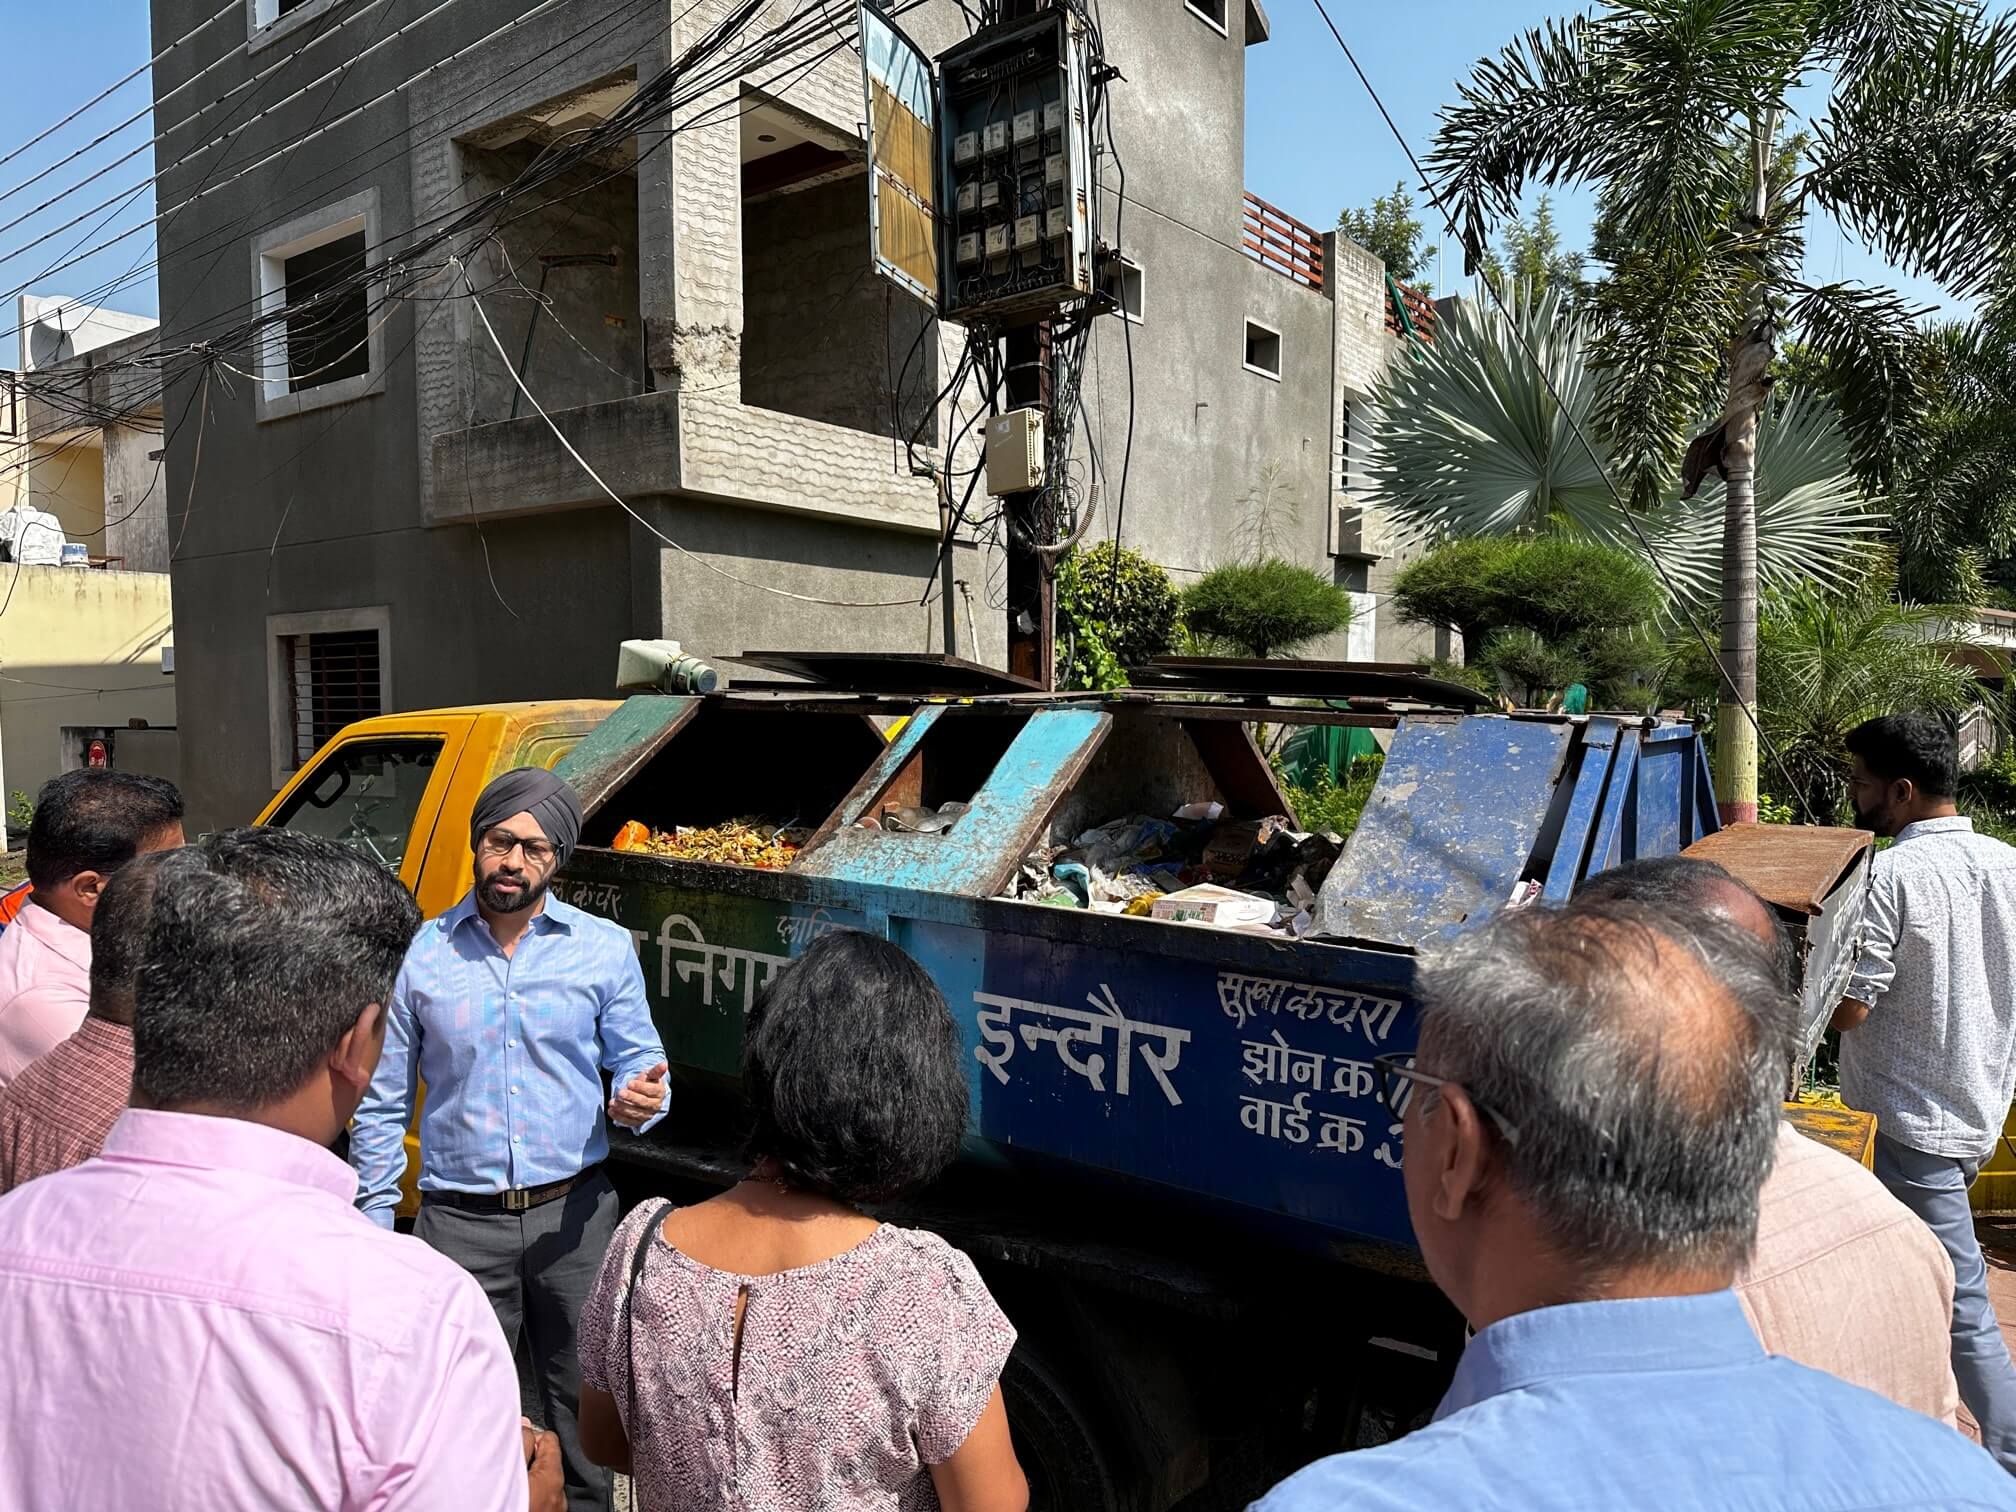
[352,767,667,1512]
[1255,895,2013,1511]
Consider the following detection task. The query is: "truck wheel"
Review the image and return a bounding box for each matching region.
[1001,1345,1119,1512]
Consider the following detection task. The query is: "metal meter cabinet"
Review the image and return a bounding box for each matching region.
[862,3,1097,323]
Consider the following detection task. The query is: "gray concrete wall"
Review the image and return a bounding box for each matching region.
[103,423,168,573]
[460,142,642,426]
[149,0,640,828]
[741,174,938,442]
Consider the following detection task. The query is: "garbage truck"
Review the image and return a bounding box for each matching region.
[255,656,1873,1509]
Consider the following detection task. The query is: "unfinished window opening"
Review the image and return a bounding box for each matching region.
[1186,0,1229,33]
[280,233,369,394]
[457,81,643,427]
[1102,257,1144,323]
[1243,320,1282,380]
[248,0,339,39]
[253,191,382,419]
[856,712,1025,834]
[740,101,936,443]
[578,703,888,865]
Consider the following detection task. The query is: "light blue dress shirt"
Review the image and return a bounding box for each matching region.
[1254,1291,2016,1511]
[351,891,668,1227]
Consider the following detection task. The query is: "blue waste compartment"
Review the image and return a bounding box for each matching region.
[556,698,1719,1267]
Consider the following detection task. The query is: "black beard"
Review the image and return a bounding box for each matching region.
[477,872,548,915]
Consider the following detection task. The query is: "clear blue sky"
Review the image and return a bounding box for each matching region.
[1242,0,2005,320]
[0,0,2001,326]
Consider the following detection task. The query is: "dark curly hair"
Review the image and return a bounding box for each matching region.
[741,930,969,1205]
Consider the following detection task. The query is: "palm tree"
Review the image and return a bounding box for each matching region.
[1429,2,2016,820]
[1664,580,1995,823]
[1888,319,2016,604]
[1365,285,1884,603]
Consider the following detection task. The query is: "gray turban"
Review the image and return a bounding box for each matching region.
[471,767,583,867]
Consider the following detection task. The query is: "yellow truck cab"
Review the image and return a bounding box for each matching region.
[254,701,617,1211]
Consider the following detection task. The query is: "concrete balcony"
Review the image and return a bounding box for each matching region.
[427,388,944,536]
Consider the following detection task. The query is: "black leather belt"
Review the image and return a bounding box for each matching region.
[422,1166,599,1215]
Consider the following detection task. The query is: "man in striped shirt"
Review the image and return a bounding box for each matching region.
[351,767,668,1512]
[0,851,169,1193]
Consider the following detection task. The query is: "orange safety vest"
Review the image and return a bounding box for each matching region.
[0,883,32,932]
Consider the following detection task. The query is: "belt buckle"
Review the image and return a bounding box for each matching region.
[501,1187,532,1213]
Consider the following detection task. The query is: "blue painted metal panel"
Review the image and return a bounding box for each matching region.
[1543,720,1622,903]
[1314,717,1576,946]
[1634,730,1688,862]
[794,708,1112,897]
[1588,728,1641,875]
[559,852,1421,1256]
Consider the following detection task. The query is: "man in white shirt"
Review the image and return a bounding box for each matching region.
[1836,712,2016,1471]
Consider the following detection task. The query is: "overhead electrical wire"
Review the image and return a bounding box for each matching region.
[0,0,240,174]
[0,0,410,217]
[0,0,673,335]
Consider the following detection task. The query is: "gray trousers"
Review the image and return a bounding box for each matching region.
[417,1169,619,1512]
[1874,1132,2016,1475]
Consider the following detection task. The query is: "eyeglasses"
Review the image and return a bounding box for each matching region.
[1372,1052,1521,1147]
[478,829,556,867]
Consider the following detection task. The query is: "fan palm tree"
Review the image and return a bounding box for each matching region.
[1365,285,1885,603]
[1664,580,1996,822]
[1429,1,2016,820]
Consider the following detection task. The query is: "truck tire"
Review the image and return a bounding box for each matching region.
[1002,1344,1120,1512]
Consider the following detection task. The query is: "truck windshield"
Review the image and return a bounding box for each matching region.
[267,739,441,876]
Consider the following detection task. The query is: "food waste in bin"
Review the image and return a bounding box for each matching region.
[1001,802,1343,935]
[611,817,810,870]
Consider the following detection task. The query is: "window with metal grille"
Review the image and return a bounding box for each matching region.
[281,628,382,769]
[280,232,369,393]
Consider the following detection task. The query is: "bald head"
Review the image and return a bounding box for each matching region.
[1415,895,1792,1274]
[1577,856,1796,992]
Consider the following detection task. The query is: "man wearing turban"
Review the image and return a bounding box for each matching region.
[350,767,668,1511]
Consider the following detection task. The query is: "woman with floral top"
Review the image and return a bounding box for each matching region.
[576,929,1028,1511]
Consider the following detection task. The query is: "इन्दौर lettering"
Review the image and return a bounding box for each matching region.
[974,984,1192,1106]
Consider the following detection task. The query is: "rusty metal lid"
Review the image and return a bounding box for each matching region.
[1682,822,1872,916]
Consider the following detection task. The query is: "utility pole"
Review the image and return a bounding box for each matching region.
[1002,319,1054,687]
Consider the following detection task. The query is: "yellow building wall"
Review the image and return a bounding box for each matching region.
[26,440,106,545]
[0,565,174,812]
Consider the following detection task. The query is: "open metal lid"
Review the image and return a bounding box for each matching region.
[1683,822,1873,916]
[736,651,1042,694]
[1126,656,1492,708]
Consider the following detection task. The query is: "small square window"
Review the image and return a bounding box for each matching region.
[266,607,391,787]
[1243,320,1281,380]
[248,0,343,45]
[1101,257,1144,323]
[1186,0,1228,33]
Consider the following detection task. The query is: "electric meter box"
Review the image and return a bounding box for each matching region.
[859,4,1097,322]
[985,408,1046,497]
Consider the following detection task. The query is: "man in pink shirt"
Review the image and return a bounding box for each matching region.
[0,827,562,1511]
[0,770,183,1086]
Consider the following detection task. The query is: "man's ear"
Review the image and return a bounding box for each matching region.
[1428,1084,1495,1224]
[330,1003,385,1091]
[69,869,109,911]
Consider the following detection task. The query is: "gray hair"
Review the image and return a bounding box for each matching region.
[1413,895,1792,1274]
